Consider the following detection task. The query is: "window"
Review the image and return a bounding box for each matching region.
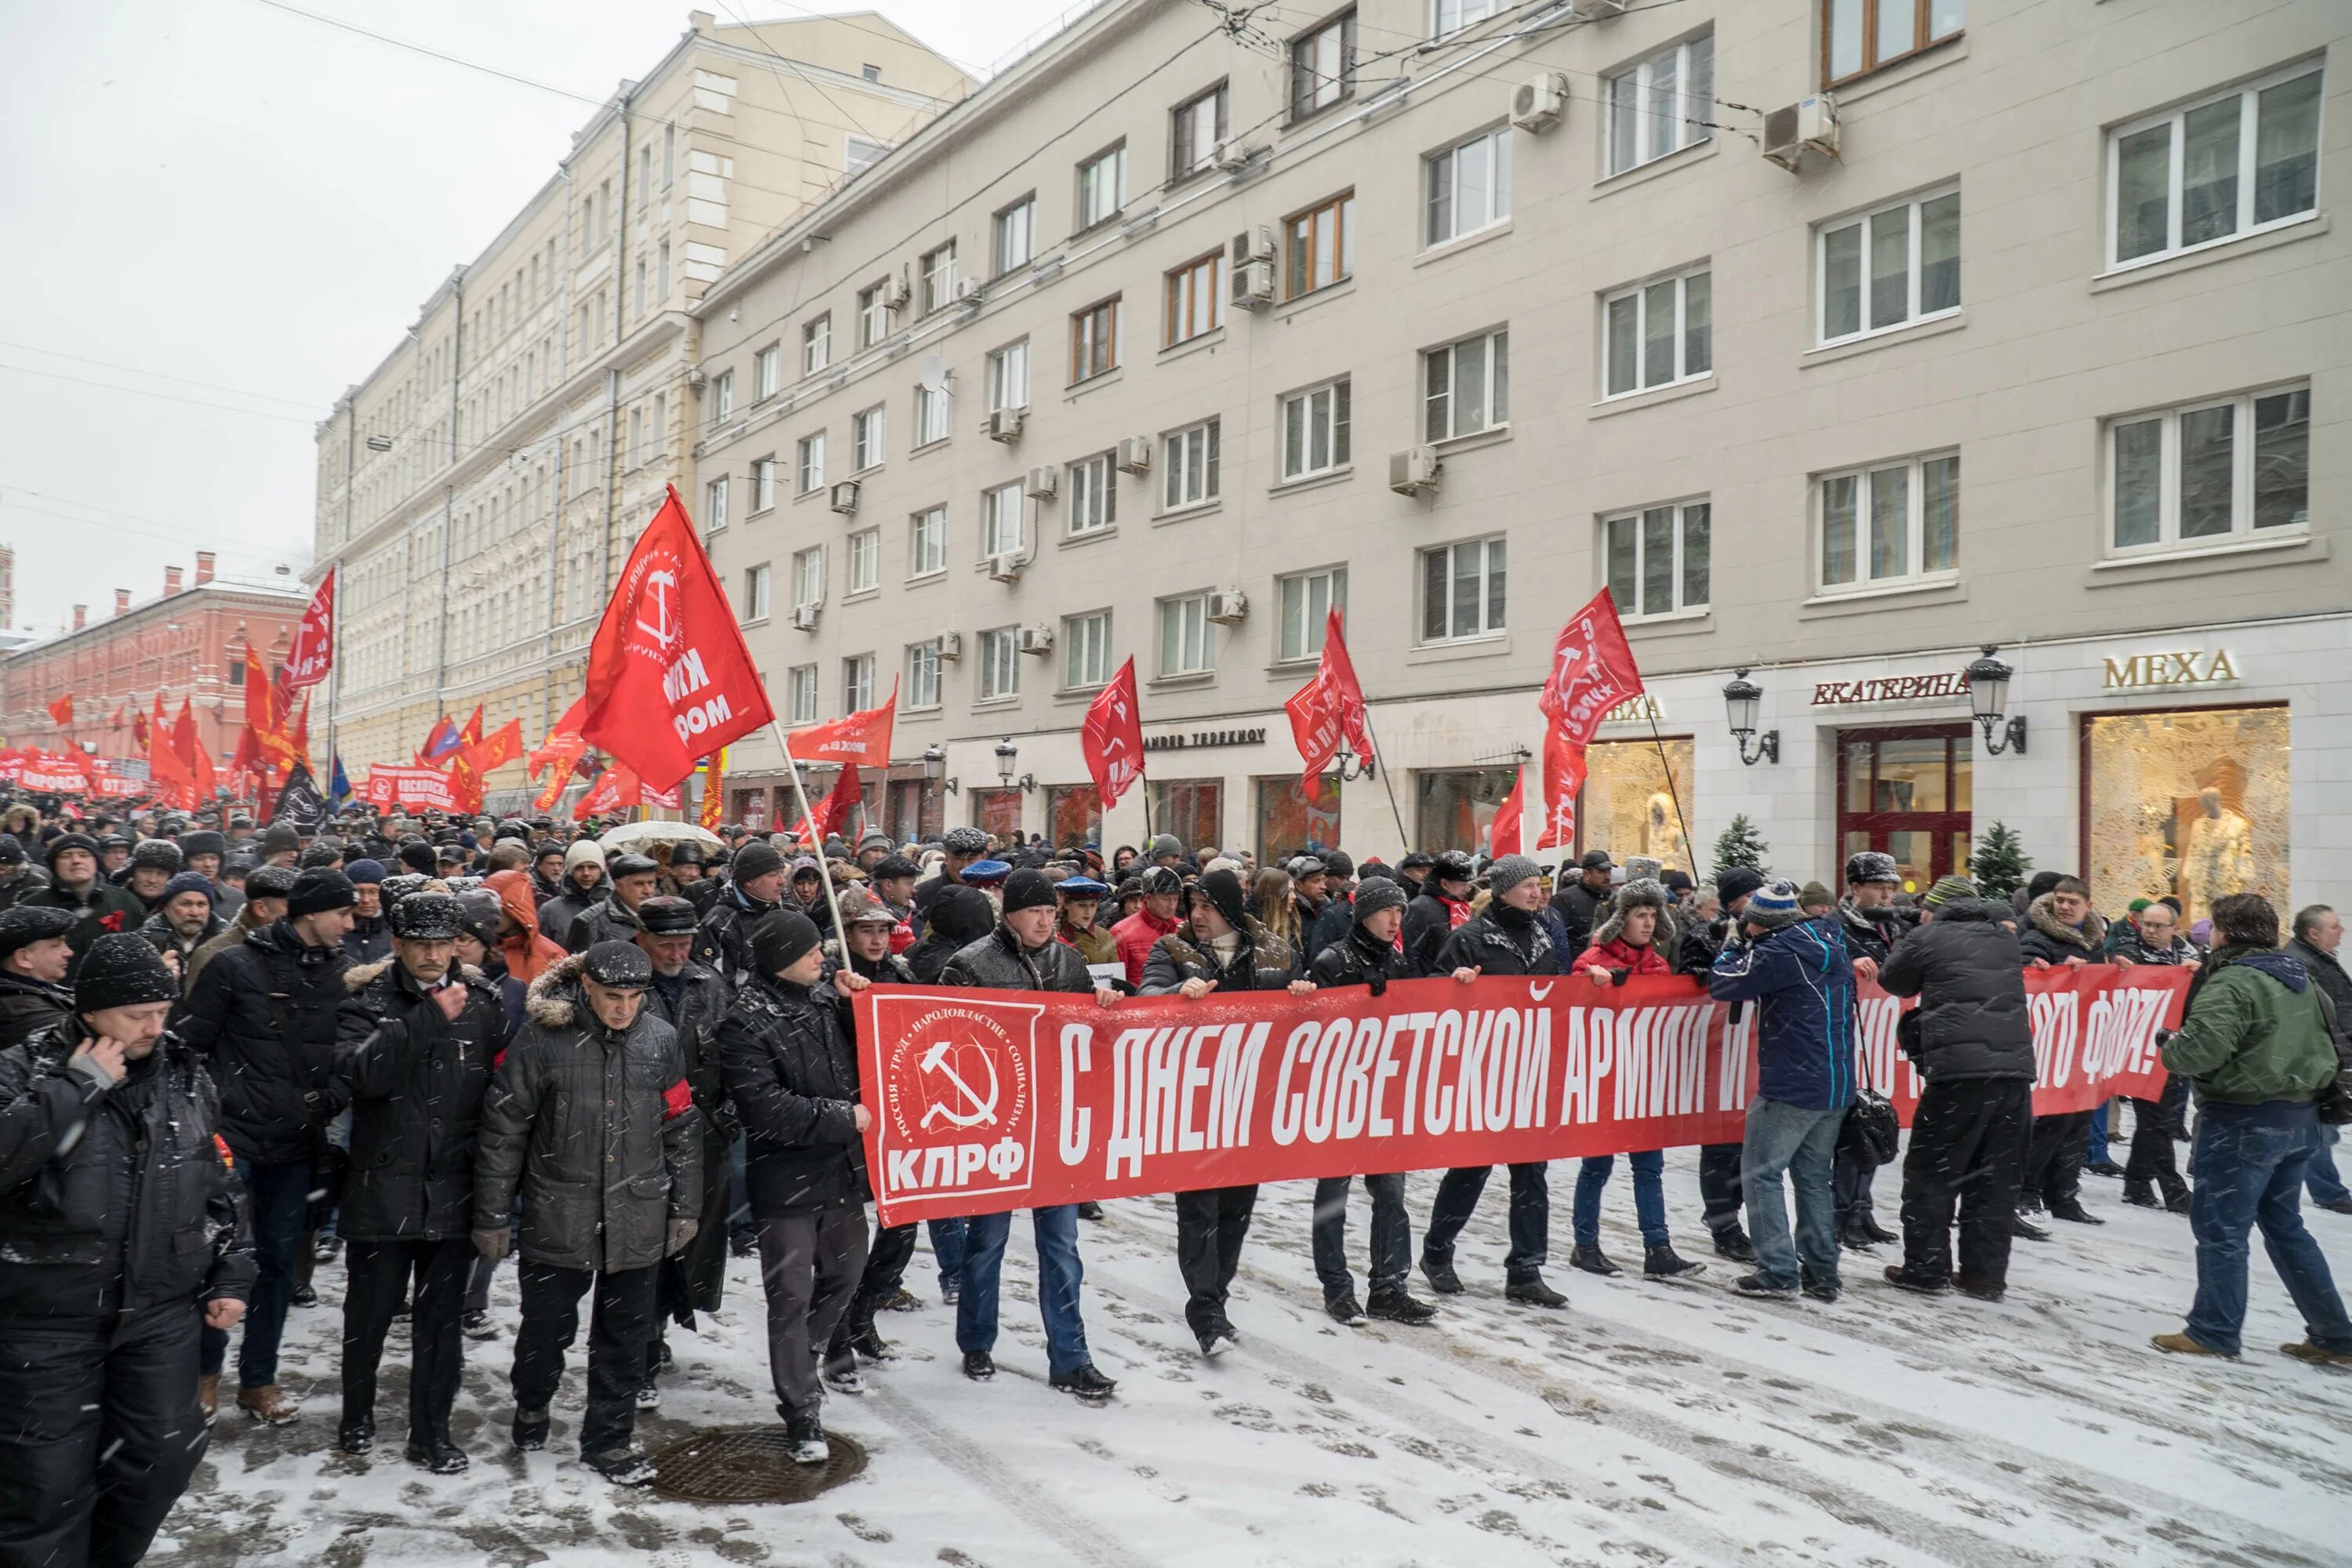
[986,340,1029,412]
[1432,0,1502,37]
[844,654,876,712]
[628,405,645,468]
[1291,11,1356,118]
[1425,128,1511,246]
[858,281,891,348]
[752,345,781,401]
[1163,419,1220,510]
[920,242,956,314]
[742,563,771,621]
[993,197,1036,275]
[657,241,670,299]
[1424,329,1509,441]
[797,433,826,492]
[906,641,942,708]
[803,314,832,375]
[862,63,881,82]
[2107,385,2307,554]
[978,627,1020,700]
[1160,253,1221,347]
[1069,452,1118,534]
[1819,452,1961,590]
[983,482,1025,557]
[792,546,825,608]
[848,527,880,593]
[2108,64,2322,272]
[1077,143,1126,230]
[1606,33,1714,176]
[662,122,674,188]
[1818,191,1958,345]
[1172,84,1228,180]
[851,405,886,470]
[1604,501,1711,618]
[788,666,818,725]
[914,382,950,445]
[1281,379,1352,481]
[703,475,730,532]
[1159,593,1216,677]
[1825,0,1964,86]
[1065,611,1112,688]
[752,457,778,512]
[1278,566,1347,662]
[909,506,948,576]
[1421,536,1506,642]
[711,369,735,423]
[1071,296,1120,383]
[845,135,889,176]
[1603,267,1712,396]
[651,391,666,457]
[1287,193,1354,299]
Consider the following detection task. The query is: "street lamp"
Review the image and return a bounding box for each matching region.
[922,742,957,794]
[1333,739,1375,782]
[1966,644,2029,756]
[1722,669,1780,766]
[995,737,1035,793]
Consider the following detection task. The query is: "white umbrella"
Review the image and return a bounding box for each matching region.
[598,821,724,853]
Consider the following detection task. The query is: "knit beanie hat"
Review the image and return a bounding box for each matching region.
[161,871,216,907]
[259,821,303,857]
[1195,867,1250,933]
[45,832,99,869]
[1744,879,1806,930]
[1144,833,1184,862]
[288,869,358,919]
[344,858,387,886]
[245,864,299,900]
[730,841,786,884]
[1922,874,1979,909]
[1353,878,1409,923]
[1486,855,1541,898]
[75,933,180,1012]
[928,885,996,945]
[1715,866,1766,906]
[1000,868,1058,915]
[749,910,823,976]
[1798,880,1835,911]
[582,939,653,989]
[398,840,440,875]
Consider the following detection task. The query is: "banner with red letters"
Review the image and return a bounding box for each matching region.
[364,765,459,811]
[855,967,2190,1225]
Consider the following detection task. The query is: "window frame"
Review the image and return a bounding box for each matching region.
[1601,265,1712,398]
[1419,535,1508,644]
[702,474,730,532]
[1822,0,1965,90]
[909,505,949,579]
[1290,9,1358,120]
[711,369,735,423]
[802,313,832,376]
[1076,142,1127,232]
[1279,377,1352,482]
[914,380,951,446]
[787,665,818,726]
[1604,32,1715,178]
[1063,609,1114,690]
[920,241,957,315]
[1163,417,1221,512]
[1601,498,1712,620]
[982,481,1025,558]
[1166,252,1222,347]
[847,526,881,593]
[1430,0,1501,38]
[857,280,891,348]
[1070,296,1120,384]
[986,339,1030,413]
[1171,82,1230,182]
[1423,328,1511,443]
[2103,383,2309,557]
[906,640,942,710]
[1286,192,1355,300]
[753,343,782,401]
[1815,450,1963,593]
[1157,592,1218,678]
[843,652,877,713]
[1068,452,1119,535]
[751,456,779,514]
[1814,187,1961,347]
[796,433,826,494]
[978,626,1022,702]
[2103,62,2325,274]
[791,545,825,610]
[851,404,887,472]
[845,134,889,176]
[1425,125,1512,249]
[992,195,1036,277]
[1276,565,1348,663]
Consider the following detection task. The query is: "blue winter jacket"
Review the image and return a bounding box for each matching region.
[1707,916,1859,1111]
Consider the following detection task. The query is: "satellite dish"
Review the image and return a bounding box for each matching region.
[919,354,950,394]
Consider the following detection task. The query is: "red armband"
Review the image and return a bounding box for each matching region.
[662,1078,693,1120]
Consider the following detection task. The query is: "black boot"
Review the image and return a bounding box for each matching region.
[587,1446,657,1486]
[337,1416,375,1455]
[1568,1243,1621,1277]
[2122,1182,2161,1208]
[2009,1214,2050,1242]
[2049,1201,2106,1226]
[1419,1256,1464,1294]
[1883,1264,1950,1295]
[1839,1224,1882,1252]
[1324,1293,1367,1327]
[511,1408,550,1451]
[1711,1225,1757,1263]
[1644,1244,1704,1280]
[786,1414,829,1465]
[406,1438,470,1474]
[1857,1216,1898,1245]
[962,1350,996,1381]
[1051,1363,1119,1403]
[1367,1287,1438,1324]
[1504,1276,1568,1309]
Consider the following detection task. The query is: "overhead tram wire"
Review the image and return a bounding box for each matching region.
[0,362,321,425]
[0,341,328,413]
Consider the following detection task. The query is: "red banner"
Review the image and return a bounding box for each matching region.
[1536,589,1643,851]
[285,570,335,691]
[365,765,459,811]
[1283,608,1372,786]
[854,967,2190,1225]
[788,680,896,770]
[1080,657,1144,811]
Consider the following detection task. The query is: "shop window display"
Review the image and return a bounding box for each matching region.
[1047,784,1103,849]
[2085,706,2286,925]
[1149,780,1223,854]
[974,788,1024,842]
[1577,739,1693,870]
[1256,775,1342,862]
[1415,767,1517,855]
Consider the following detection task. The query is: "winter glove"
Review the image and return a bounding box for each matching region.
[472,1226,511,1261]
[666,1217,699,1256]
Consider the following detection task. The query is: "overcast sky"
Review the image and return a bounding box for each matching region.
[0,0,1080,635]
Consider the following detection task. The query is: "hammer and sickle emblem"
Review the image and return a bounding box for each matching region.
[919,1038,1001,1130]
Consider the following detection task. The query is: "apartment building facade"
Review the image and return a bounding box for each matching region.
[693,0,2343,911]
[310,9,971,803]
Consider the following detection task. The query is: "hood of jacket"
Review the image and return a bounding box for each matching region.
[342,956,488,994]
[484,868,562,980]
[524,951,597,1028]
[2024,894,2106,952]
[2220,946,2309,993]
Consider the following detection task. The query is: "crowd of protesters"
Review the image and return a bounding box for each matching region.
[1,797,2346,1560]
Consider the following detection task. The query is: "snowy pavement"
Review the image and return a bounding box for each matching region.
[158,1152,2352,1567]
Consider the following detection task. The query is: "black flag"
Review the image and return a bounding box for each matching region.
[274,762,328,828]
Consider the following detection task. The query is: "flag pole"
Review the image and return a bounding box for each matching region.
[1646,705,1704,887]
[771,721,850,945]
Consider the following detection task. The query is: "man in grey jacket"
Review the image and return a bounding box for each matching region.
[472,941,702,1485]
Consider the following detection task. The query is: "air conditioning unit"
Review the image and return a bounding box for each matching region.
[1569,0,1626,18]
[1018,626,1054,656]
[791,603,821,631]
[1388,445,1440,495]
[953,277,984,306]
[829,481,860,514]
[883,274,913,310]
[937,630,964,662]
[986,553,1024,583]
[1229,259,1274,311]
[1207,589,1248,626]
[1116,436,1152,474]
[1763,94,1840,172]
[985,406,1024,444]
[686,368,708,390]
[1511,71,1569,133]
[1214,139,1252,174]
[1025,465,1058,499]
[1229,225,1276,267]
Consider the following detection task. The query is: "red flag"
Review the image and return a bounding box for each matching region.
[1535,590,1645,852]
[457,704,485,749]
[1283,608,1373,787]
[786,678,895,771]
[581,486,775,790]
[284,571,336,691]
[1080,657,1145,811]
[699,753,726,831]
[573,760,642,822]
[529,699,590,779]
[107,704,126,729]
[147,695,194,808]
[172,699,218,802]
[465,717,524,775]
[289,693,310,761]
[1489,766,1525,858]
[416,714,462,764]
[132,706,151,750]
[788,763,862,843]
[46,695,73,728]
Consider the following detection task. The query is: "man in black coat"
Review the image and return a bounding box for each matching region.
[1876,877,2038,1300]
[1306,877,1437,1327]
[0,833,49,913]
[1141,868,1307,1354]
[1417,855,1570,1309]
[1549,850,1616,956]
[694,841,788,986]
[328,891,505,1471]
[1402,851,1476,980]
[2288,906,2352,1214]
[906,884,994,985]
[718,910,873,1465]
[21,833,145,981]
[564,853,662,953]
[821,891,922,1378]
[1832,851,1912,1250]
[0,934,254,1567]
[0,906,77,1049]
[173,868,358,1426]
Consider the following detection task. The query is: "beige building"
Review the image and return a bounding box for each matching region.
[689,0,2347,909]
[310,9,971,806]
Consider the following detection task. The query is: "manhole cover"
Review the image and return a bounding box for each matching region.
[648,1425,869,1504]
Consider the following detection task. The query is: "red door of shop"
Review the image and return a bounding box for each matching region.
[1835,725,1973,894]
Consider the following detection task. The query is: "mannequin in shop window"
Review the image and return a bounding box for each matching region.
[2179,786,2256,929]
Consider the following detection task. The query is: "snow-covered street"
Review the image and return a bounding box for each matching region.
[159,1156,2352,1567]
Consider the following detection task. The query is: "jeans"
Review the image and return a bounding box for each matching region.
[511,1261,658,1457]
[1742,1099,1846,1290]
[201,1156,312,1386]
[1422,1163,1551,1283]
[1311,1174,1410,1300]
[2181,1103,2352,1356]
[2088,1101,2112,1167]
[927,1217,968,1290]
[342,1236,472,1446]
[1573,1151,1668,1250]
[757,1209,869,1417]
[956,1206,1091,1377]
[2307,1124,2350,1207]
